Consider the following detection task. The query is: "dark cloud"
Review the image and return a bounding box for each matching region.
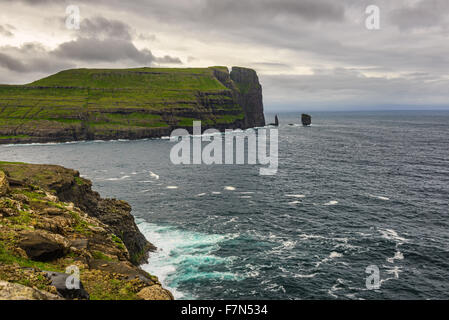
[0,53,26,72]
[0,48,73,74]
[53,38,156,63]
[51,16,181,64]
[0,16,181,81]
[81,16,133,40]
[202,0,345,23]
[389,0,449,31]
[155,55,182,64]
[1,1,449,109]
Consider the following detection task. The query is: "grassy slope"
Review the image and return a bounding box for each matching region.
[0,67,245,142]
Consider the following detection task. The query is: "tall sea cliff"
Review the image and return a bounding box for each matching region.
[0,66,265,144]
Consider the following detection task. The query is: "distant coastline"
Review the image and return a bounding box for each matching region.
[0,66,265,145]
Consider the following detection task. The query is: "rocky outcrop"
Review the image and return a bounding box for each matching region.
[44,271,90,300]
[302,113,312,126]
[0,162,151,265]
[230,67,266,128]
[0,281,63,300]
[0,163,172,300]
[137,285,173,300]
[269,115,279,126]
[0,171,8,196]
[18,231,69,262]
[0,66,266,144]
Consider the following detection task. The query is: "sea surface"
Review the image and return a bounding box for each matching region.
[1,111,449,299]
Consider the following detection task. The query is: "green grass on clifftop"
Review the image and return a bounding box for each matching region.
[0,66,249,143]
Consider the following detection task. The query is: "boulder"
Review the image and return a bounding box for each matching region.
[301,113,311,126]
[42,207,65,216]
[0,281,63,300]
[44,271,90,300]
[18,231,69,261]
[0,171,8,196]
[137,285,174,300]
[70,238,89,250]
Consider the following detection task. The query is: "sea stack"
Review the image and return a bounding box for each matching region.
[301,114,311,126]
[269,114,279,126]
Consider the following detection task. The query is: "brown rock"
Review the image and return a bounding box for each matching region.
[12,193,29,204]
[137,285,174,300]
[0,281,63,300]
[0,171,8,196]
[18,230,70,261]
[42,207,65,216]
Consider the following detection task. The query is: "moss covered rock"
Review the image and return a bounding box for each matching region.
[0,162,173,300]
[0,171,8,196]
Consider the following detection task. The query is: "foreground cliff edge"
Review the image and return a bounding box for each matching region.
[0,162,173,300]
[0,66,265,144]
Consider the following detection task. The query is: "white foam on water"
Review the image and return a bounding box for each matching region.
[166,186,178,189]
[387,250,404,263]
[368,194,390,201]
[196,193,206,197]
[224,186,236,191]
[139,189,152,193]
[315,251,343,268]
[379,228,408,243]
[106,175,130,181]
[293,273,317,279]
[328,278,345,298]
[149,171,160,180]
[286,194,306,198]
[137,220,240,299]
[329,252,343,259]
[383,265,403,279]
[299,233,327,241]
[211,192,221,195]
[288,201,302,205]
[240,196,252,199]
[324,200,338,206]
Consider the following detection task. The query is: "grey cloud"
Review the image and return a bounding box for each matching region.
[1,1,449,109]
[201,0,345,23]
[0,50,73,74]
[261,68,449,110]
[0,25,14,37]
[0,53,27,72]
[0,16,181,78]
[53,38,156,63]
[52,16,181,64]
[155,55,182,64]
[389,0,449,31]
[81,16,133,40]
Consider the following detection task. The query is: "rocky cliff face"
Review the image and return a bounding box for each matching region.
[0,162,172,300]
[230,67,266,128]
[0,66,265,144]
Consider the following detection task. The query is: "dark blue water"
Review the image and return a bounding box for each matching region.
[1,111,449,299]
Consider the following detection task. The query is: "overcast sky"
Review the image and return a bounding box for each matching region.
[1,0,448,111]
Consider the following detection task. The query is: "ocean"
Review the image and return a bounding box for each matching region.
[1,110,448,299]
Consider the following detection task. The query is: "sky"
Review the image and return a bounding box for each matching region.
[0,0,448,111]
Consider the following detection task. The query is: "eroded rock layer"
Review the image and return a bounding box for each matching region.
[0,162,172,300]
[0,66,265,144]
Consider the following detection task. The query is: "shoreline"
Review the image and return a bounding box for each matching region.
[0,161,173,300]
